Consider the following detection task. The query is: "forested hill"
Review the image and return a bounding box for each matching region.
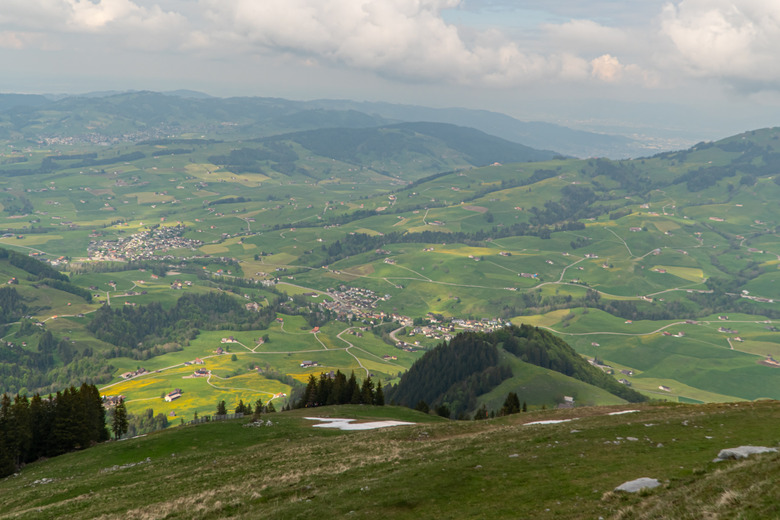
[267,122,558,166]
[388,325,646,417]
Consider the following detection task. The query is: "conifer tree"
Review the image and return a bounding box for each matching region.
[360,376,374,404]
[374,381,385,406]
[473,403,488,420]
[216,400,227,415]
[499,392,521,416]
[112,399,129,440]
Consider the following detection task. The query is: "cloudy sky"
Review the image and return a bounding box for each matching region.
[2,0,780,145]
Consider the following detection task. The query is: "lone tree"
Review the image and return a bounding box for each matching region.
[216,400,227,416]
[112,399,129,440]
[499,392,521,416]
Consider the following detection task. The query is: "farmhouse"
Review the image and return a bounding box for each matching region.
[300,360,317,368]
[164,389,182,402]
[120,368,148,379]
[102,395,124,407]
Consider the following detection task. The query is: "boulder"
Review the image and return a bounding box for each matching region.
[614,477,661,493]
[714,446,778,462]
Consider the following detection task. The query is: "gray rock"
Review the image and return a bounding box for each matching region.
[714,446,778,462]
[614,477,661,493]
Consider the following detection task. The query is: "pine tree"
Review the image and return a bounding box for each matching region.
[112,399,129,440]
[499,392,521,416]
[347,371,359,404]
[216,400,227,415]
[473,403,488,420]
[374,381,385,406]
[360,376,374,404]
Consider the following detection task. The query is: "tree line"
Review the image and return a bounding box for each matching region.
[295,370,384,408]
[87,291,277,358]
[0,383,108,478]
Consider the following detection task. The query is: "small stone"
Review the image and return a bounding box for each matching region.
[615,477,661,493]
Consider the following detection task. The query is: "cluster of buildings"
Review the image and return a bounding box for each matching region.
[319,286,392,322]
[87,224,203,262]
[119,368,148,380]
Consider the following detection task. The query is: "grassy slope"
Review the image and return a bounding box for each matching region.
[2,401,780,519]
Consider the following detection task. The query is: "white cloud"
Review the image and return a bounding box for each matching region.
[0,0,187,49]
[591,54,623,82]
[202,0,627,87]
[660,0,780,84]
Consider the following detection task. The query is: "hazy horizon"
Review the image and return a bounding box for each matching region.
[2,1,780,146]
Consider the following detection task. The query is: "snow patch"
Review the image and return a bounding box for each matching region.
[608,410,639,415]
[524,419,574,425]
[304,417,415,431]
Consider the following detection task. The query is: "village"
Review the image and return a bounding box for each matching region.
[315,284,510,348]
[86,224,203,262]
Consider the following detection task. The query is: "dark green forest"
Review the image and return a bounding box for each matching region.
[0,383,108,478]
[388,325,646,418]
[295,370,384,408]
[87,292,277,357]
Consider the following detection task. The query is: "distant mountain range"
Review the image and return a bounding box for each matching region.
[0,91,654,158]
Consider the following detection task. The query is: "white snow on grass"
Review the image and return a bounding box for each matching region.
[608,410,640,416]
[304,417,415,430]
[524,419,575,425]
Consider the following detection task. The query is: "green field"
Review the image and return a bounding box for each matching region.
[2,402,780,519]
[3,118,780,416]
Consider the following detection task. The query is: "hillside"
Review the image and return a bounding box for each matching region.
[1,99,780,415]
[307,99,649,158]
[1,401,779,519]
[0,91,644,157]
[388,325,645,417]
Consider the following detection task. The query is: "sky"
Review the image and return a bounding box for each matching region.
[2,0,780,146]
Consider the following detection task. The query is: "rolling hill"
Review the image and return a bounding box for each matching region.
[1,91,780,417]
[1,401,779,519]
[0,90,647,157]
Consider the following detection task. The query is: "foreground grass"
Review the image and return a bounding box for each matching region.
[2,401,780,519]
